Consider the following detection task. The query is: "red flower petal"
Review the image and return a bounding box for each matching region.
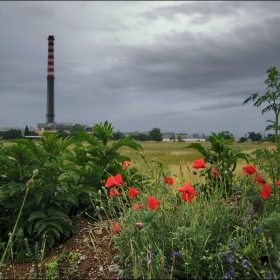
[254,174,266,186]
[147,196,160,211]
[211,167,219,179]
[128,187,140,199]
[276,181,280,186]
[242,165,257,175]
[260,184,271,199]
[114,174,124,186]
[123,161,131,170]
[177,182,197,203]
[192,158,207,169]
[109,188,122,197]
[132,203,143,210]
[105,177,118,188]
[164,177,174,186]
[110,223,120,235]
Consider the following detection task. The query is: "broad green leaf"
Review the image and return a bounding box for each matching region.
[184,143,209,157]
[28,211,47,221]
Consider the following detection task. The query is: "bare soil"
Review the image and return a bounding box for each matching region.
[0,218,123,280]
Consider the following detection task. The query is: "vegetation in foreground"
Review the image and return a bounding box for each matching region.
[1,66,280,279]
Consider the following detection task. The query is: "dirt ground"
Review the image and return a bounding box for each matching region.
[0,218,124,280]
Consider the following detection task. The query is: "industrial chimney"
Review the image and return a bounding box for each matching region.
[46,35,55,124]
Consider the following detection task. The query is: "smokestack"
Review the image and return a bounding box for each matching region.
[46,35,55,124]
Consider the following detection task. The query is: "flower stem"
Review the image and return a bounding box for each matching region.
[0,187,30,268]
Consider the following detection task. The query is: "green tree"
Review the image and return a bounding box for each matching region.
[136,133,150,142]
[3,129,22,140]
[149,128,163,142]
[69,124,85,137]
[176,134,185,142]
[243,66,280,149]
[218,131,234,141]
[112,131,125,140]
[239,137,247,143]
[57,128,69,139]
[24,125,30,137]
[248,132,262,142]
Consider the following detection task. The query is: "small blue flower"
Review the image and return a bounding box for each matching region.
[172,251,181,257]
[240,217,246,226]
[242,258,249,270]
[230,269,236,276]
[254,227,259,233]
[248,208,253,216]
[224,272,231,280]
[231,255,236,262]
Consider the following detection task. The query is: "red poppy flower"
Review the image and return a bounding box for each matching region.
[147,196,160,211]
[105,174,124,188]
[164,177,174,186]
[128,187,140,199]
[254,174,266,186]
[260,184,271,199]
[276,181,280,187]
[109,188,122,198]
[242,165,257,175]
[132,203,143,210]
[110,223,120,235]
[211,167,219,179]
[177,182,198,203]
[123,161,131,170]
[192,158,207,169]
[115,174,124,186]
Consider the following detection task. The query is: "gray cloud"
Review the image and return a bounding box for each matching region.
[0,1,280,137]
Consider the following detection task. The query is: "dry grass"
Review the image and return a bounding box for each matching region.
[118,141,276,177]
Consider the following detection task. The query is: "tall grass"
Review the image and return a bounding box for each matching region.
[118,141,275,177]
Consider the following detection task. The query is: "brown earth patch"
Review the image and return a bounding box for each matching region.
[0,218,123,279]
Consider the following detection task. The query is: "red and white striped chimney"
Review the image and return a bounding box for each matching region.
[47,35,55,78]
[46,35,55,124]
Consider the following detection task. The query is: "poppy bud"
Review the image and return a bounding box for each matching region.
[26,179,35,188]
[136,222,143,229]
[33,169,39,176]
[98,190,101,196]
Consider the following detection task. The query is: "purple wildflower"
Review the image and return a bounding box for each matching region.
[224,272,231,280]
[248,208,253,216]
[240,217,246,227]
[254,227,259,233]
[231,255,236,262]
[230,269,236,276]
[172,251,181,257]
[242,258,249,270]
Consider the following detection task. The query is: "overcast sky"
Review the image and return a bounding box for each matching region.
[1,1,280,137]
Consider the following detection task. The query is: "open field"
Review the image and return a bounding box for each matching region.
[2,139,275,181]
[118,141,276,179]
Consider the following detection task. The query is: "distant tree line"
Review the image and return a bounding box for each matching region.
[1,124,277,144]
[0,129,23,140]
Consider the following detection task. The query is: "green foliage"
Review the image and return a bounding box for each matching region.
[248,132,263,142]
[0,122,143,258]
[243,66,280,149]
[98,154,280,279]
[2,129,22,140]
[185,132,249,196]
[112,130,125,140]
[218,130,234,141]
[69,124,85,137]
[149,128,163,142]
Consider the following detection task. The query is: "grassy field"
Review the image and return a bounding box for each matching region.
[118,141,275,181]
[2,139,275,183]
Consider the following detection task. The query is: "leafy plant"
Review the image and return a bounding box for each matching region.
[184,132,249,196]
[243,66,280,149]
